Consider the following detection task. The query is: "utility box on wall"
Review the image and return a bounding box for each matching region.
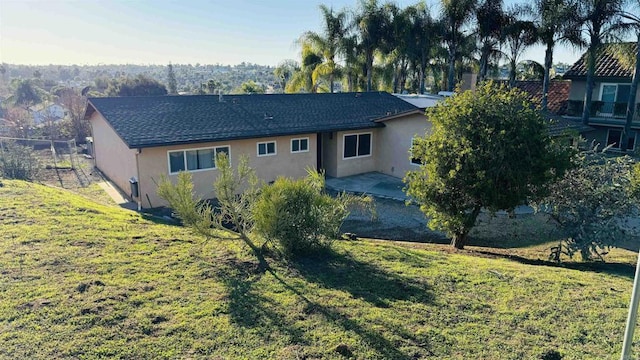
[129,177,139,198]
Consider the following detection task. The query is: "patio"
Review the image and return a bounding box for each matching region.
[324,172,408,201]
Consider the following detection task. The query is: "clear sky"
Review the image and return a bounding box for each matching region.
[0,0,584,67]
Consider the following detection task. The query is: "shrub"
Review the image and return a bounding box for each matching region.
[0,141,41,180]
[253,170,373,257]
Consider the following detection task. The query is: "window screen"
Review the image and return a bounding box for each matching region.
[169,151,185,173]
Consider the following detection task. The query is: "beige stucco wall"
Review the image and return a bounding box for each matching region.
[375,113,431,179]
[332,129,380,178]
[137,134,317,208]
[321,132,338,177]
[89,112,138,198]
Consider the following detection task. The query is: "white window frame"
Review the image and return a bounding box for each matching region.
[606,128,636,151]
[342,132,372,160]
[291,137,310,153]
[167,145,230,175]
[257,141,277,157]
[599,83,631,115]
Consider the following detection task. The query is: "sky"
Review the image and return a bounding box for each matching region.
[0,0,586,67]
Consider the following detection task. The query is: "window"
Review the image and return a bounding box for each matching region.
[343,133,372,159]
[606,129,636,151]
[291,138,309,153]
[257,141,276,156]
[599,83,631,114]
[168,145,230,174]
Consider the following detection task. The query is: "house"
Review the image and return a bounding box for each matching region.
[29,103,68,126]
[512,80,594,137]
[563,42,638,151]
[85,92,428,209]
[0,118,12,136]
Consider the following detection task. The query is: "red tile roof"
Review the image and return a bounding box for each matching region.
[514,80,571,115]
[563,42,636,79]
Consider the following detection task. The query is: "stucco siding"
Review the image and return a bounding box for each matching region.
[89,112,138,198]
[376,113,430,178]
[321,132,338,177]
[137,134,317,208]
[333,129,379,177]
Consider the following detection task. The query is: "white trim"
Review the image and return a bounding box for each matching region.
[257,140,277,157]
[167,145,230,175]
[291,137,310,153]
[342,132,373,160]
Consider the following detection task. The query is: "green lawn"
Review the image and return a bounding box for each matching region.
[0,179,638,359]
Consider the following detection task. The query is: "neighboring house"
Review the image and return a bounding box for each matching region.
[563,42,638,151]
[512,80,594,137]
[85,92,428,208]
[30,103,68,126]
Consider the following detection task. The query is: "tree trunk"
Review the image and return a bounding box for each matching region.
[420,53,427,94]
[509,58,517,88]
[447,45,456,92]
[622,35,640,153]
[541,43,554,114]
[330,73,334,94]
[478,48,489,83]
[366,51,374,92]
[582,37,599,126]
[450,206,482,250]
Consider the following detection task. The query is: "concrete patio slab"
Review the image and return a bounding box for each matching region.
[325,172,408,201]
[98,180,138,211]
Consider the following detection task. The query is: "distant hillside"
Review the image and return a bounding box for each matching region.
[0,63,279,95]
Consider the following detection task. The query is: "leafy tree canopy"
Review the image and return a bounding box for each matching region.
[405,82,573,249]
[106,74,168,97]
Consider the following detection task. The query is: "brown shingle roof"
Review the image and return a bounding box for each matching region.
[563,42,636,79]
[513,80,571,115]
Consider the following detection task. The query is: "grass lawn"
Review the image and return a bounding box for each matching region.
[0,179,639,359]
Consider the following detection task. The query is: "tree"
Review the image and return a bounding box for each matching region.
[406,2,438,94]
[301,5,348,93]
[105,75,168,96]
[405,82,572,249]
[475,0,505,83]
[535,149,638,261]
[577,0,626,125]
[273,59,299,93]
[253,170,373,257]
[238,80,265,94]
[354,0,391,91]
[287,41,324,93]
[502,8,537,87]
[439,0,477,91]
[619,5,640,152]
[56,87,90,143]
[167,63,178,95]
[527,0,581,112]
[10,79,44,108]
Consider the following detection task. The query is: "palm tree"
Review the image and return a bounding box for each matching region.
[406,2,438,93]
[502,8,537,88]
[618,6,640,152]
[273,59,299,93]
[439,0,477,91]
[476,0,505,82]
[354,0,391,91]
[577,0,626,125]
[301,5,348,93]
[287,41,324,93]
[340,34,361,92]
[527,0,582,113]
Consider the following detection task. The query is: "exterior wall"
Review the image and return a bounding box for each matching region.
[321,132,338,177]
[569,80,640,102]
[375,113,431,178]
[89,112,138,199]
[137,133,317,208]
[333,129,380,178]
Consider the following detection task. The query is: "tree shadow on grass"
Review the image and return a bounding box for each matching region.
[267,268,428,360]
[290,249,434,308]
[210,257,308,346]
[473,250,636,279]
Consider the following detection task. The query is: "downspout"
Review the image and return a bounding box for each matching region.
[135,149,142,211]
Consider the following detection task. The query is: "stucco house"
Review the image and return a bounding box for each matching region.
[85,92,428,209]
[29,103,68,126]
[563,42,638,151]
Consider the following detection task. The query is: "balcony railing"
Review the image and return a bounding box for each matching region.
[566,100,640,120]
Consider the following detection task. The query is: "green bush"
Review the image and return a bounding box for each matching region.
[253,171,372,257]
[0,141,41,180]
